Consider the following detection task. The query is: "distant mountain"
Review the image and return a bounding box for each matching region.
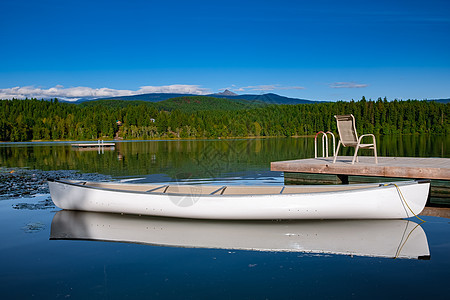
[429,98,450,103]
[74,93,195,103]
[211,93,318,104]
[86,92,318,105]
[214,89,238,96]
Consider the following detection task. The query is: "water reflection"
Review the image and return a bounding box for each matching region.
[50,210,430,260]
[1,136,448,179]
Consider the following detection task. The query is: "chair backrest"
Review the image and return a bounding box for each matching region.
[335,114,358,146]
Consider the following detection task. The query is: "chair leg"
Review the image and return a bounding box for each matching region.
[352,146,359,164]
[373,138,378,164]
[374,146,378,164]
[333,141,341,163]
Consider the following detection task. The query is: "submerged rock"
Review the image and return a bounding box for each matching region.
[13,197,56,210]
[0,168,112,200]
[22,222,46,233]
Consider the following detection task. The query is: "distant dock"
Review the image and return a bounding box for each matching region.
[71,141,115,151]
[271,156,450,181]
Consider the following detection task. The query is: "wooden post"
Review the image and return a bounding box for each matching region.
[337,174,349,184]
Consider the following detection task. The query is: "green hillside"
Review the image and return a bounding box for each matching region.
[80,96,263,112]
[0,97,448,141]
[79,99,147,108]
[154,96,263,112]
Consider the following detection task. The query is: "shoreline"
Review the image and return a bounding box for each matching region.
[0,133,436,144]
[0,135,315,144]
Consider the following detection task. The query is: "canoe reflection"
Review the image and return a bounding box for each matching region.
[50,210,430,260]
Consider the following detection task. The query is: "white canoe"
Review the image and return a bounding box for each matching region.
[48,179,430,220]
[50,210,430,259]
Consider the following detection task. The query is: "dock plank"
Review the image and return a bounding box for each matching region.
[271,156,450,180]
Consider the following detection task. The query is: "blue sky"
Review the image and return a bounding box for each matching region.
[0,0,449,101]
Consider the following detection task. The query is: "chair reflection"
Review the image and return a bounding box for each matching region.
[50,210,430,260]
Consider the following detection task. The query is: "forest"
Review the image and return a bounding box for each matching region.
[0,96,448,142]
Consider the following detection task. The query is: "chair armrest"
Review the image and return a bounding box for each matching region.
[357,134,376,145]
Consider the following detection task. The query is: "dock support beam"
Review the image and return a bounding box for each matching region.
[337,174,349,184]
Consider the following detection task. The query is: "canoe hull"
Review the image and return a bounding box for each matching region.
[48,179,430,220]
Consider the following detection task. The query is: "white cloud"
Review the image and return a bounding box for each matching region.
[329,82,368,89]
[0,83,308,100]
[246,85,278,91]
[278,86,306,90]
[137,84,210,95]
[0,84,211,101]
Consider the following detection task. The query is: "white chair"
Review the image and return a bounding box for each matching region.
[332,114,377,164]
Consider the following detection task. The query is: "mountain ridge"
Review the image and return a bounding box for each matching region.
[78,92,320,105]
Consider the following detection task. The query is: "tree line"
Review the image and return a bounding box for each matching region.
[0,97,448,142]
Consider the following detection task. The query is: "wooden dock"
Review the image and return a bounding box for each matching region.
[71,142,115,148]
[71,142,115,151]
[271,156,450,181]
[272,156,450,206]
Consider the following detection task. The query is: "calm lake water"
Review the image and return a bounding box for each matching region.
[1,137,450,299]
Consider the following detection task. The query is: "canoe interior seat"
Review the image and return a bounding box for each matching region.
[282,184,375,194]
[222,185,373,195]
[164,185,218,195]
[221,186,284,195]
[87,182,160,192]
[72,180,376,195]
